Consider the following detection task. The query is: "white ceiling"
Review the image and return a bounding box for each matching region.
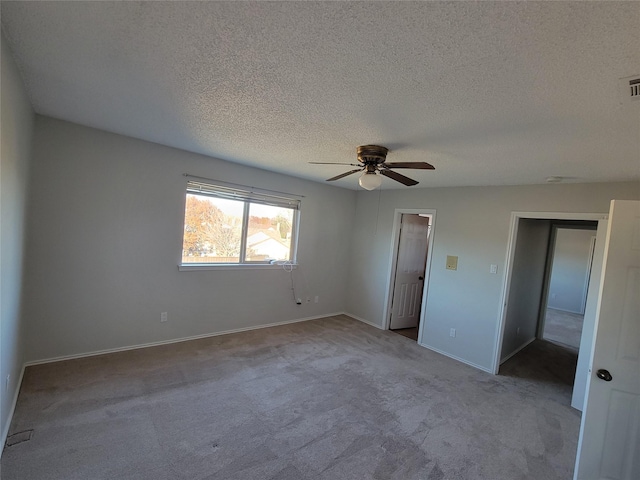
[2,1,639,189]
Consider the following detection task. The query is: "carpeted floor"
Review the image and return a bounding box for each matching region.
[1,315,581,480]
[543,308,584,350]
[391,327,419,341]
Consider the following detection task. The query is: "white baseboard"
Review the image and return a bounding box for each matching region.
[4,313,345,458]
[24,312,344,367]
[546,306,583,315]
[499,337,536,365]
[343,312,384,330]
[345,313,493,374]
[2,363,26,451]
[346,313,492,374]
[418,343,493,374]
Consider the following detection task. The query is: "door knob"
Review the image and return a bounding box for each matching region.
[418,276,424,280]
[596,369,612,382]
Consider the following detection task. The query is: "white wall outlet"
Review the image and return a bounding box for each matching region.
[446,255,458,271]
[490,264,497,274]
[450,328,456,338]
[314,295,319,303]
[160,312,168,322]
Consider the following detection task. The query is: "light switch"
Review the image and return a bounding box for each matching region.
[490,264,497,274]
[446,255,458,270]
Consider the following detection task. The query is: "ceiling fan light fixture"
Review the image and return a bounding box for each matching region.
[312,144,432,187]
[359,171,382,190]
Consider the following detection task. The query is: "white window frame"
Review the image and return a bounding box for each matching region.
[179,178,300,270]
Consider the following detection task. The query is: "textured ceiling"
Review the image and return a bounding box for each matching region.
[1,1,639,189]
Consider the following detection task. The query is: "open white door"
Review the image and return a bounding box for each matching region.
[389,214,430,330]
[574,200,640,479]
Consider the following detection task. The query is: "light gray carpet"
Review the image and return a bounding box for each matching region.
[543,308,584,350]
[1,315,580,479]
[391,327,418,341]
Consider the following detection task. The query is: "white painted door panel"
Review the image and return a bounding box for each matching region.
[575,200,640,480]
[390,215,429,330]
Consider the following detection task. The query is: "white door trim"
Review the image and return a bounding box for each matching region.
[492,211,608,375]
[382,209,437,339]
[580,235,597,315]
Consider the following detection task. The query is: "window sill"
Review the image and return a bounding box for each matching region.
[178,263,298,272]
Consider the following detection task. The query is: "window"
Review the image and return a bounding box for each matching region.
[181,180,300,266]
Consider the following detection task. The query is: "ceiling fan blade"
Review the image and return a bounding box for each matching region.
[326,169,363,181]
[379,169,419,186]
[384,162,435,170]
[310,162,361,166]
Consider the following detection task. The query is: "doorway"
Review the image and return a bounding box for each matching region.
[494,212,608,411]
[540,225,597,350]
[384,210,436,343]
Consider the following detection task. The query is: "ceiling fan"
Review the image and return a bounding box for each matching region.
[310,145,435,190]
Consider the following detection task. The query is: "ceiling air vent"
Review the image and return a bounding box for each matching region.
[630,78,640,99]
[619,75,640,104]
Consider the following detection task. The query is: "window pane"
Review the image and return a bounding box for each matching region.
[182,194,243,263]
[245,204,294,262]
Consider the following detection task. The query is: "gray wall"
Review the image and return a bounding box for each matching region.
[0,34,34,443]
[4,65,640,437]
[500,219,550,362]
[23,117,356,362]
[548,228,595,314]
[346,181,640,372]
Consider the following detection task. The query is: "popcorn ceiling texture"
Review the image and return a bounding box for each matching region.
[1,1,638,188]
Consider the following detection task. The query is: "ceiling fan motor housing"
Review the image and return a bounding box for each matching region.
[316,144,430,186]
[357,145,388,164]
